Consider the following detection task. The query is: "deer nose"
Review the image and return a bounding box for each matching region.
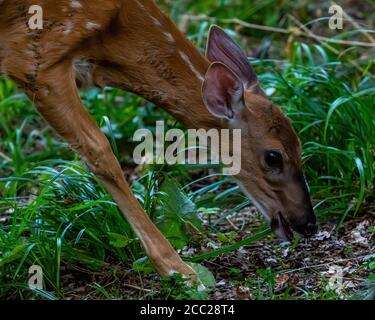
[304,223,318,237]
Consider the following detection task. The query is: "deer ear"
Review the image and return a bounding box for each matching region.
[206,25,258,89]
[202,62,245,120]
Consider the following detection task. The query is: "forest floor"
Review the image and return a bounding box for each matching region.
[60,206,374,300]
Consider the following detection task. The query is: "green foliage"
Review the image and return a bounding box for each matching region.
[160,263,215,300]
[0,161,139,298]
[155,176,203,249]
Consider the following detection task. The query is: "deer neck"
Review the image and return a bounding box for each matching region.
[91,0,220,130]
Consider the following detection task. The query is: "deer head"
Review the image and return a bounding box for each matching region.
[202,26,317,240]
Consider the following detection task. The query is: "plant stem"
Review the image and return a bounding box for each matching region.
[186,228,271,262]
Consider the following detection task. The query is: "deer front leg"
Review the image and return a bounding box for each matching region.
[21,60,195,278]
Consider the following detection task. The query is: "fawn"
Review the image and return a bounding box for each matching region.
[0,0,317,278]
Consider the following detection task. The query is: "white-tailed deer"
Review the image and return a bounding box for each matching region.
[0,0,317,278]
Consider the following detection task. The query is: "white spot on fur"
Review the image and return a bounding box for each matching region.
[136,0,146,10]
[86,22,101,31]
[164,32,174,43]
[179,51,204,82]
[151,16,162,26]
[63,21,74,35]
[70,0,82,9]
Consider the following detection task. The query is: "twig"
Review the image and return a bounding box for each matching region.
[332,1,375,44]
[123,283,153,293]
[222,18,289,34]
[279,254,369,275]
[187,228,271,262]
[225,17,375,48]
[226,216,239,230]
[0,150,11,162]
[288,15,374,78]
[182,14,375,48]
[287,15,341,54]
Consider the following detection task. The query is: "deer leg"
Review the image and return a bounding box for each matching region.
[20,60,194,277]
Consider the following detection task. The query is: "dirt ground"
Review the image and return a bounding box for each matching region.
[61,207,374,300]
[207,213,374,299]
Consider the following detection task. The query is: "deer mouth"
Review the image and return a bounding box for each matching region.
[271,212,294,241]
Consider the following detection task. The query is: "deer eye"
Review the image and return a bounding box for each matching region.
[265,151,283,172]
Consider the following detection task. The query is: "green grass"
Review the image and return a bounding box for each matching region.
[0,0,374,300]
